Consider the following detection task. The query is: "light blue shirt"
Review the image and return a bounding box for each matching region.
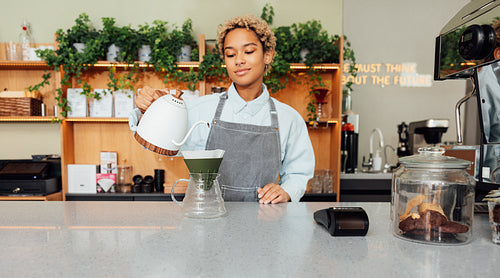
[181,83,315,202]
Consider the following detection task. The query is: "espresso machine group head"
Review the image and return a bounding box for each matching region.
[408,119,449,154]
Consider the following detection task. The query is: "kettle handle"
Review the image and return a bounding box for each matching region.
[172,120,210,147]
[171,178,189,206]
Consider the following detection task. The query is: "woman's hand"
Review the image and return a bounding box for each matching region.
[135,86,169,113]
[257,183,290,204]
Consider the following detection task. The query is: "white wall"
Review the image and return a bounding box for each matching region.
[1,0,474,164]
[1,0,342,42]
[343,0,470,167]
[0,0,342,159]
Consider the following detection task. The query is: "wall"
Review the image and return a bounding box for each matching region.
[1,0,474,166]
[1,0,342,42]
[343,0,470,168]
[0,0,342,159]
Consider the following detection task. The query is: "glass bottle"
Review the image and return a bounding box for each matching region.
[19,20,34,61]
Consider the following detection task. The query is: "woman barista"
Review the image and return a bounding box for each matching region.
[133,15,315,203]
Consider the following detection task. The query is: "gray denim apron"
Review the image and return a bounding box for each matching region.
[205,92,281,201]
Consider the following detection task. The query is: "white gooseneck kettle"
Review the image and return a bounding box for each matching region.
[134,89,209,156]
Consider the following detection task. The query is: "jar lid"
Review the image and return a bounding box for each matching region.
[399,147,471,169]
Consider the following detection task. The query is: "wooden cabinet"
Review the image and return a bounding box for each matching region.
[1,37,343,201]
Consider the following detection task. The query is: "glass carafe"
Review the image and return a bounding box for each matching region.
[171,173,226,219]
[116,165,132,193]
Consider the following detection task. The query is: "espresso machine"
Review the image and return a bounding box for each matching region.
[434,0,500,200]
[408,119,449,154]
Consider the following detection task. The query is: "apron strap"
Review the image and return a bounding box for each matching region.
[213,92,228,122]
[268,98,279,129]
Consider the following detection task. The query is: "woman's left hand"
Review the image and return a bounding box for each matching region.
[257,183,290,204]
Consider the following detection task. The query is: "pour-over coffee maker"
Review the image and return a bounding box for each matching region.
[171,150,227,218]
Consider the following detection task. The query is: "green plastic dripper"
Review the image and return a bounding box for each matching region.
[181,150,225,189]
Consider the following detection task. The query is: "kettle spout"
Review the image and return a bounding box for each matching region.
[172,121,210,147]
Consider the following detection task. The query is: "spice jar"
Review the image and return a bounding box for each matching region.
[391,147,475,245]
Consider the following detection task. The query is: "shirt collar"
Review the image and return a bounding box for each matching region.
[227,83,270,115]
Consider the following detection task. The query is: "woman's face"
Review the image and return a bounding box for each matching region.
[223,28,272,91]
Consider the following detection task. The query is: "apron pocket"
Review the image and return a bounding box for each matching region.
[221,185,259,202]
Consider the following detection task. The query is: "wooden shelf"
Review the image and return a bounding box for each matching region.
[0,60,50,70]
[63,61,339,72]
[88,61,200,70]
[63,117,129,123]
[0,117,130,123]
[307,120,339,128]
[0,116,59,122]
[0,192,62,201]
[289,63,340,71]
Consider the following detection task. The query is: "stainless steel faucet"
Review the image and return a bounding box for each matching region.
[362,128,384,172]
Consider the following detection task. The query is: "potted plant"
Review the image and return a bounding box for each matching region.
[64,13,98,53]
[179,18,198,62]
[98,17,141,62]
[30,13,104,118]
[292,20,339,65]
[136,22,160,62]
[99,17,126,62]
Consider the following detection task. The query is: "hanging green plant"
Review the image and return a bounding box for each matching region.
[198,46,227,82]
[261,6,294,93]
[30,13,102,118]
[342,35,358,96]
[30,14,205,118]
[259,4,356,122]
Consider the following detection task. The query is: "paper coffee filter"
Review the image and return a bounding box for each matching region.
[98,178,114,192]
[181,149,225,159]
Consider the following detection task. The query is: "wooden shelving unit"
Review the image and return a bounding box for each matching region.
[0,36,344,201]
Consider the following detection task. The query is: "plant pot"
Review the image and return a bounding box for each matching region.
[300,49,310,63]
[342,90,352,114]
[73,43,86,53]
[138,45,151,62]
[107,44,120,62]
[178,45,192,62]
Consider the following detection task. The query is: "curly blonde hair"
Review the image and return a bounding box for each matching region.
[216,15,276,58]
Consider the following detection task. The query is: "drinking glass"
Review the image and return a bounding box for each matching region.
[488,201,500,244]
[6,42,21,60]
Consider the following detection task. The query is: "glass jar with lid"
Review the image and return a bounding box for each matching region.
[391,147,475,245]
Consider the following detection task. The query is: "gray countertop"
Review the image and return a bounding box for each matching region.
[0,201,498,278]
